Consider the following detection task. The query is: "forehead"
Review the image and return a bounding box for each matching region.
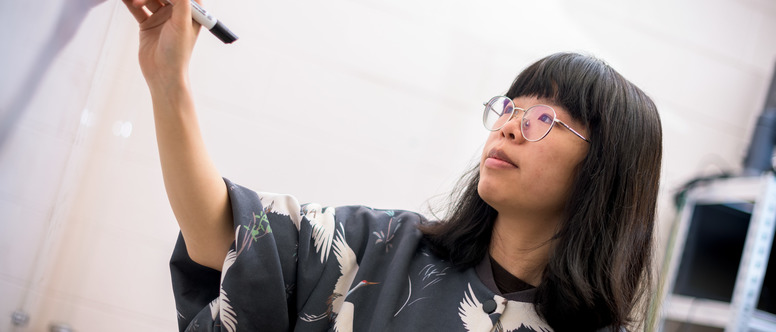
[512,96,566,113]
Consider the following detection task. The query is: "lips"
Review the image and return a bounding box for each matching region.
[486,148,517,168]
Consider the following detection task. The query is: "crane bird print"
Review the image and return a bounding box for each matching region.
[209,249,238,332]
[300,222,379,331]
[458,283,550,332]
[304,203,337,263]
[258,193,304,230]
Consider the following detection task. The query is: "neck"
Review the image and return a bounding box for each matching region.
[489,211,560,286]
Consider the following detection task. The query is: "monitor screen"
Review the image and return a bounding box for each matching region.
[757,227,776,315]
[673,202,754,302]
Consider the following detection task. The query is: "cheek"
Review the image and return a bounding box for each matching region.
[540,167,575,197]
[531,154,581,199]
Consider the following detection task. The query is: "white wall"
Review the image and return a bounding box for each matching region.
[1,0,775,330]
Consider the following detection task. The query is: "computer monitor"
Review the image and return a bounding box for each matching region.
[758,230,776,315]
[673,202,754,302]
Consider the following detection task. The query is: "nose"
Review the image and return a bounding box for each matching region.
[499,113,525,142]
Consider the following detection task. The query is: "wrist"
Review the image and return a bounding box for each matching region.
[149,76,195,113]
[148,72,190,98]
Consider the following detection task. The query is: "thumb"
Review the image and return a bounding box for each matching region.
[168,0,198,28]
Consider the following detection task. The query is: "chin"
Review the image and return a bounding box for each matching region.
[477,180,505,211]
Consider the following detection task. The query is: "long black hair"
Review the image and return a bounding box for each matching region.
[420,52,662,331]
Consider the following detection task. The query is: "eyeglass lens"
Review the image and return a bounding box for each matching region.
[483,96,556,141]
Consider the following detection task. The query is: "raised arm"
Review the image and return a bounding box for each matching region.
[123,0,232,270]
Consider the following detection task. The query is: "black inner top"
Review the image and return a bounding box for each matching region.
[489,256,536,294]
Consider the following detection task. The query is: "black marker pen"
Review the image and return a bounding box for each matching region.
[190,0,238,44]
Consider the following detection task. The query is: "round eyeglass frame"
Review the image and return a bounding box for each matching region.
[482,96,589,143]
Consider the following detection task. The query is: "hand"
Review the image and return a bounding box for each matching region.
[122,0,201,87]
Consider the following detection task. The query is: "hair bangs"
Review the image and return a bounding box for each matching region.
[505,53,610,125]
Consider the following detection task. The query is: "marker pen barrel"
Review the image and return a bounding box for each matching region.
[190,0,238,44]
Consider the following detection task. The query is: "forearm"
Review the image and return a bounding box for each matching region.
[151,78,233,270]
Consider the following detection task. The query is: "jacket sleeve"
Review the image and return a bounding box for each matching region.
[170,178,302,331]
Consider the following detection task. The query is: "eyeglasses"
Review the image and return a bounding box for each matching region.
[482,96,589,143]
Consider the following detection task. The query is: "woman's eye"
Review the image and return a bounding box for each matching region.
[538,113,553,124]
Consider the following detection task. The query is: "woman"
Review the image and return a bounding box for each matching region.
[123,1,662,331]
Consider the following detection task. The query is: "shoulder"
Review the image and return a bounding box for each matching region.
[333,206,427,231]
[328,206,428,255]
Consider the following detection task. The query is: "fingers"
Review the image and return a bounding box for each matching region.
[122,0,169,24]
[138,4,173,31]
[169,0,194,27]
[145,0,165,13]
[122,0,148,23]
